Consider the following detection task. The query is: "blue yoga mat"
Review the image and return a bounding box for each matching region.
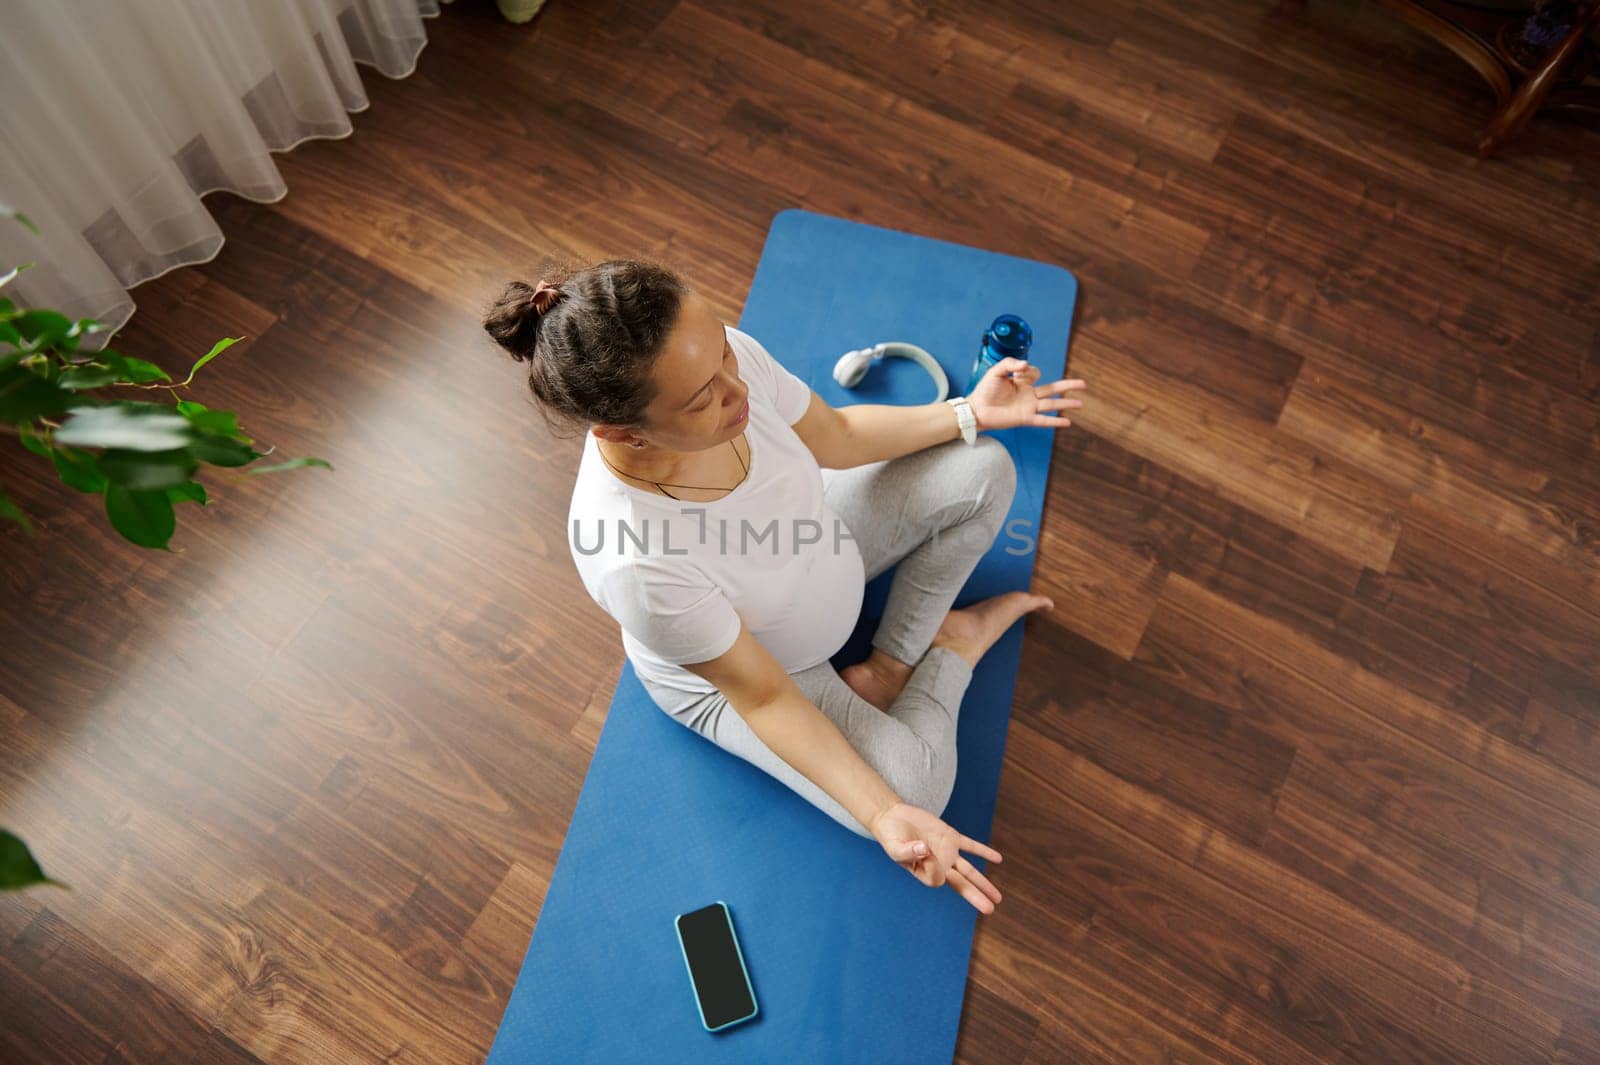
[486,208,1077,1065]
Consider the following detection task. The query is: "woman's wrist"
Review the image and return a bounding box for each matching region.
[867,795,901,837]
[947,395,982,441]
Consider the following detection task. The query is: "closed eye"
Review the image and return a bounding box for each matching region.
[688,346,735,412]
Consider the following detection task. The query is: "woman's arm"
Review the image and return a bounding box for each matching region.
[790,358,1084,470]
[790,391,962,469]
[682,622,900,834]
[744,686,901,833]
[680,611,1008,915]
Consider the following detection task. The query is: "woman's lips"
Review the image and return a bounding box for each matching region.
[727,399,749,427]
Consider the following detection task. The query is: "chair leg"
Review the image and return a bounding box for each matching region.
[1479,2,1600,156]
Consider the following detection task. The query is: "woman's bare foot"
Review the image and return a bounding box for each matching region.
[930,591,1055,670]
[841,651,914,711]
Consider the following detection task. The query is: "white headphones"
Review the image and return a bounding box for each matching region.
[831,341,949,402]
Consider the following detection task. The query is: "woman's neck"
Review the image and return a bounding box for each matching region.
[596,439,693,484]
[596,434,746,495]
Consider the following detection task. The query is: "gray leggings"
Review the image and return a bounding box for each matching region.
[640,434,1018,837]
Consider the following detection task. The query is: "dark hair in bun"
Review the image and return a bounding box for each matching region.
[482,258,688,437]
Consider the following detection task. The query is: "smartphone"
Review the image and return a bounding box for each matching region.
[674,901,759,1032]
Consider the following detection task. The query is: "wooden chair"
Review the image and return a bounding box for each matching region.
[1289,0,1600,155]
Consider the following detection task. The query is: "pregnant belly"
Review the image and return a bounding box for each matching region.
[729,515,866,668]
[779,536,866,664]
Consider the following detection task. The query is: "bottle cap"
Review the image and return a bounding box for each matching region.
[985,314,1033,357]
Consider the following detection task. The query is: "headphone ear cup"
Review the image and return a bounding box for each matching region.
[832,349,873,389]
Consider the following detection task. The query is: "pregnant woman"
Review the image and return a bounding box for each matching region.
[483,259,1085,914]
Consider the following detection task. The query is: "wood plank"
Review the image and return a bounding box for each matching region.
[1067,322,1406,569]
[1141,576,1600,907]
[1002,721,1559,1064]
[3,0,1598,1060]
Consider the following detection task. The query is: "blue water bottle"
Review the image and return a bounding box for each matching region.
[966,314,1033,395]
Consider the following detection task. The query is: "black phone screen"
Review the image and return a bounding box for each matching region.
[677,903,755,1029]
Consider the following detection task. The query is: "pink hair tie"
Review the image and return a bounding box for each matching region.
[530,279,563,315]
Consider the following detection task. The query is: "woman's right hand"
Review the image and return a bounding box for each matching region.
[870,801,1004,914]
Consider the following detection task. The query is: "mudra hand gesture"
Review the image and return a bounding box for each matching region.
[870,801,1004,914]
[967,357,1087,431]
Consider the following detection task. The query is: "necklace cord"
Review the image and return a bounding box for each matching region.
[598,438,747,500]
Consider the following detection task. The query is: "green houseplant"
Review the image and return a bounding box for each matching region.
[0,203,332,890]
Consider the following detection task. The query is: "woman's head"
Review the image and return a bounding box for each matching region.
[482,259,750,453]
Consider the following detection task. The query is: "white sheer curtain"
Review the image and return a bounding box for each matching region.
[0,0,453,352]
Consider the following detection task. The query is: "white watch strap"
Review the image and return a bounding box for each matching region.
[945,397,977,445]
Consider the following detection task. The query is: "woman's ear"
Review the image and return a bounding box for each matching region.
[593,423,644,448]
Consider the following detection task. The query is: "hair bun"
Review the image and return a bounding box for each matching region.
[483,277,560,362]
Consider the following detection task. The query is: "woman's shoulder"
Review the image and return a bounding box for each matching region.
[586,549,719,624]
[568,493,711,580]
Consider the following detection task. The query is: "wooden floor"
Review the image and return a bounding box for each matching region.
[4,0,1599,1061]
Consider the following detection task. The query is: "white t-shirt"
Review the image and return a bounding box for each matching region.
[567,325,866,711]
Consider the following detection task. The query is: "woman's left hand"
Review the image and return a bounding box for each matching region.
[870,801,1004,915]
[967,357,1086,431]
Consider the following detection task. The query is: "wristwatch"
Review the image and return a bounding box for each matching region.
[945,396,977,445]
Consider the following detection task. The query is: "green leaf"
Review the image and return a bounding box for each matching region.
[167,481,208,506]
[54,403,193,450]
[1,203,41,236]
[247,456,334,475]
[17,423,50,457]
[184,337,242,383]
[105,485,175,549]
[174,401,246,440]
[0,367,72,422]
[59,362,122,390]
[13,309,73,354]
[49,446,108,494]
[101,351,170,384]
[98,448,198,490]
[0,830,64,890]
[190,433,259,468]
[0,486,33,535]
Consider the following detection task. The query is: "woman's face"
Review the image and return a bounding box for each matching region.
[602,289,751,453]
